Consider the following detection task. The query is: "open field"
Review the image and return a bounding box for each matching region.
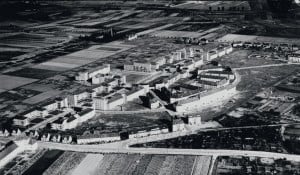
[42,112,171,136]
[214,49,283,69]
[65,112,170,135]
[0,74,37,91]
[218,34,300,45]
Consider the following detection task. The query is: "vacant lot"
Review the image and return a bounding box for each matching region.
[0,74,37,91]
[218,34,300,45]
[215,49,283,69]
[58,112,171,136]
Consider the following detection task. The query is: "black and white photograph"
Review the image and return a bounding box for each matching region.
[0,0,300,174]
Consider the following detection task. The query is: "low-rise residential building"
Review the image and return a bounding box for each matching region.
[288,54,300,63]
[13,116,30,127]
[0,130,10,137]
[62,136,73,144]
[77,132,120,144]
[172,118,185,132]
[186,115,202,126]
[41,133,51,142]
[128,125,169,139]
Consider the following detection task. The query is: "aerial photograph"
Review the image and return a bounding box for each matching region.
[0,0,300,174]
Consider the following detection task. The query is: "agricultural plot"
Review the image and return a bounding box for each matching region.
[5,68,58,79]
[0,51,27,62]
[31,42,135,72]
[71,154,103,175]
[64,154,211,175]
[23,150,64,175]
[166,23,219,32]
[39,61,79,69]
[175,1,250,11]
[31,63,70,72]
[192,156,212,175]
[151,30,204,38]
[22,83,58,92]
[22,90,62,104]
[0,33,66,49]
[0,75,37,91]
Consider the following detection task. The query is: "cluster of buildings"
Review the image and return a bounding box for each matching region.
[0,129,22,137]
[13,97,70,127]
[10,41,235,145]
[51,108,95,131]
[124,44,233,73]
[217,156,300,174]
[168,67,237,112]
[26,115,201,145]
[27,130,73,144]
[77,115,201,144]
[228,39,299,52]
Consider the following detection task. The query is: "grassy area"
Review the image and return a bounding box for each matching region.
[43,112,171,136]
